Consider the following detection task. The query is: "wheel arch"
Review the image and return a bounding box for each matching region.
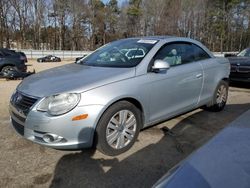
[97,97,145,127]
[0,64,15,71]
[92,97,145,147]
[222,77,229,83]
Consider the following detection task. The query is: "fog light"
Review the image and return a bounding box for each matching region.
[42,133,63,143]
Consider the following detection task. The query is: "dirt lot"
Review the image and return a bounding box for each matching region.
[0,60,249,188]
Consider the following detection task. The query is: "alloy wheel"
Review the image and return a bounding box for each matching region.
[106,110,137,149]
[216,85,227,107]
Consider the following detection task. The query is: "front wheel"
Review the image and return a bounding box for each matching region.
[204,80,228,112]
[96,101,142,156]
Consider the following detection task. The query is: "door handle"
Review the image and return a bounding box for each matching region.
[196,73,203,78]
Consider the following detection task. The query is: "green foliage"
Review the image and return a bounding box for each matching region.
[127,0,142,16]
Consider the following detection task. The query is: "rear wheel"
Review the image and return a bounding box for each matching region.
[96,101,142,156]
[204,80,228,112]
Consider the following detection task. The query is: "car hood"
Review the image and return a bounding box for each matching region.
[228,57,250,65]
[17,63,136,97]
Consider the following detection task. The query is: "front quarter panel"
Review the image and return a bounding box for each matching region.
[78,76,150,128]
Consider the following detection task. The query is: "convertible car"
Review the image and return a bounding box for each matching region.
[37,55,61,63]
[225,48,250,82]
[10,36,230,156]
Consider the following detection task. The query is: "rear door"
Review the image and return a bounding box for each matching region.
[147,42,204,122]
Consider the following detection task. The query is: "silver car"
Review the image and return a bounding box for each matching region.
[9,36,230,156]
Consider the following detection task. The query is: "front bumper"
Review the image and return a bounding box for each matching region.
[230,65,250,82]
[17,64,27,72]
[9,102,104,150]
[230,72,250,82]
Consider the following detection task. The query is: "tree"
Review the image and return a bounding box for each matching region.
[127,0,142,36]
[0,0,249,51]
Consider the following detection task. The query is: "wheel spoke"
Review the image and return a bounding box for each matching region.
[108,123,118,130]
[125,116,136,128]
[125,114,134,124]
[124,132,133,141]
[125,128,135,136]
[107,131,119,145]
[222,95,227,102]
[110,117,119,126]
[119,110,128,124]
[116,134,125,149]
[217,89,222,95]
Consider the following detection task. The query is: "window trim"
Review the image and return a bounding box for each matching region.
[148,41,211,72]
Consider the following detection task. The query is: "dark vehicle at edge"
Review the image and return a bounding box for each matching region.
[0,48,27,75]
[75,54,88,62]
[154,110,250,188]
[225,48,250,82]
[37,55,61,63]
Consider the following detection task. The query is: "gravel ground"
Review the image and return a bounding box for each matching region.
[0,60,249,188]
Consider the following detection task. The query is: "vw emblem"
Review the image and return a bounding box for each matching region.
[16,93,23,103]
[12,92,22,104]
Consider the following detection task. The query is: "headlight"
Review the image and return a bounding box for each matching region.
[37,93,80,116]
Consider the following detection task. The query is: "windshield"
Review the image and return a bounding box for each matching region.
[237,48,250,57]
[78,39,158,67]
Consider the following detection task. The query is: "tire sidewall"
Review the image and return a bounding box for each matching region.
[96,101,142,156]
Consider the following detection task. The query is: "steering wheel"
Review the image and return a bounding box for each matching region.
[112,47,129,63]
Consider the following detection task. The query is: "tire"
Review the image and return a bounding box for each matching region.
[95,101,142,156]
[1,65,15,74]
[204,80,229,112]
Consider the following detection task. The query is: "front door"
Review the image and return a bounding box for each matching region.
[147,42,204,122]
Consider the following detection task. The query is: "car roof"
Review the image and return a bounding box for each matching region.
[124,35,172,41]
[120,36,204,45]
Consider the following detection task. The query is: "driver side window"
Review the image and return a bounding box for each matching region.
[154,43,183,66]
[155,43,198,66]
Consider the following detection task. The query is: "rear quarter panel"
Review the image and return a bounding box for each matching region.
[199,57,230,105]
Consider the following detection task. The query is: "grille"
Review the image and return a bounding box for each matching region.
[11,118,24,136]
[238,66,250,73]
[231,72,250,78]
[12,111,26,123]
[11,91,38,115]
[230,65,237,72]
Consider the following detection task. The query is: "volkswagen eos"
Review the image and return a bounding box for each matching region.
[9,36,230,156]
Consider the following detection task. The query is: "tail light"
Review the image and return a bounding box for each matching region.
[20,56,27,63]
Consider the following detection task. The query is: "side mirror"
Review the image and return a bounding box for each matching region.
[152,60,170,72]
